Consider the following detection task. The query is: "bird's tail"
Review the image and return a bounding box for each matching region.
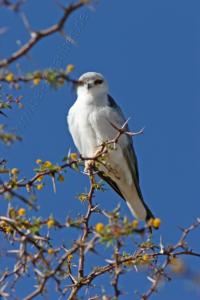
[122,183,154,222]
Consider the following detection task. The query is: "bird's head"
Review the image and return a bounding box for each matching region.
[76,72,108,98]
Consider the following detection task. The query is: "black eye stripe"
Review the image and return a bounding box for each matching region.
[94,79,103,85]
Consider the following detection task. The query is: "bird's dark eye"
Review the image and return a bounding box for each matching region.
[94,79,103,85]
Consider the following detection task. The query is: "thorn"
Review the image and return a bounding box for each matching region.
[51,174,57,193]
[20,12,33,34]
[60,30,77,45]
[122,118,130,129]
[0,111,8,117]
[69,273,77,284]
[53,0,65,11]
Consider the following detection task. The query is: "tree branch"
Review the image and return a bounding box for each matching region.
[0,0,86,68]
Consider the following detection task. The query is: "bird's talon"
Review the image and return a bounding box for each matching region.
[84,160,94,173]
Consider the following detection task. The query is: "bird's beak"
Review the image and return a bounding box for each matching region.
[75,80,84,87]
[87,83,93,90]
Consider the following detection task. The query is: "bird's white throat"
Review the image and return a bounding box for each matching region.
[77,86,109,106]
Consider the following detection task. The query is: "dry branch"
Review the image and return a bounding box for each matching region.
[0,0,86,68]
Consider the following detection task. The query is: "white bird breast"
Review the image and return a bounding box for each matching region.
[68,101,133,185]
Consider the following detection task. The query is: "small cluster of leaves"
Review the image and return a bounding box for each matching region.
[0,124,21,145]
[95,215,141,245]
[0,88,24,146]
[0,206,64,236]
[0,92,24,112]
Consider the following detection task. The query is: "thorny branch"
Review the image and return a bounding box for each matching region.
[0,0,88,68]
[0,123,200,299]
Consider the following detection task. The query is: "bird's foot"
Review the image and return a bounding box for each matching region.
[84,159,94,173]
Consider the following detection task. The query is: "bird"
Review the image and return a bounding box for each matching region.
[67,72,154,222]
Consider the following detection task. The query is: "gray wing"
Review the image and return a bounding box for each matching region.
[106,95,154,220]
[97,170,125,200]
[107,95,140,185]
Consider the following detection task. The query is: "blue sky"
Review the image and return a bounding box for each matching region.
[1,0,200,299]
